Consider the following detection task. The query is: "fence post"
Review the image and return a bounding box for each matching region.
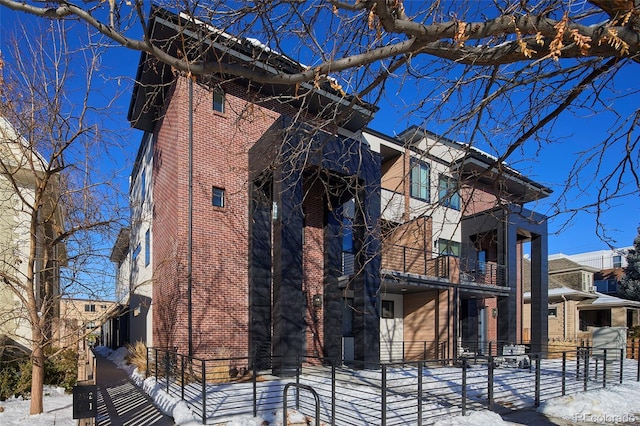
[584,348,589,392]
[489,341,493,357]
[252,355,257,418]
[603,349,607,389]
[201,359,206,425]
[576,345,581,380]
[534,355,541,408]
[462,358,467,416]
[637,341,640,382]
[296,355,301,410]
[620,348,624,385]
[155,348,158,382]
[165,350,170,394]
[381,364,387,426]
[146,347,149,379]
[417,362,423,426]
[488,356,494,411]
[561,352,566,396]
[331,361,336,426]
[181,355,185,401]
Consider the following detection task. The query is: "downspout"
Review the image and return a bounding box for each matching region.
[188,77,194,356]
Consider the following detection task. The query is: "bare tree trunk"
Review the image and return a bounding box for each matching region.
[30,338,45,415]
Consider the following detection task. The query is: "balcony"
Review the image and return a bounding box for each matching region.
[381,245,451,279]
[458,260,506,286]
[342,244,507,287]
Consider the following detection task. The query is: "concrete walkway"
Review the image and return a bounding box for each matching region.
[95,352,175,425]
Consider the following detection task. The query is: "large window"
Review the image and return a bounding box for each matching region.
[438,174,460,210]
[438,239,460,257]
[410,159,430,201]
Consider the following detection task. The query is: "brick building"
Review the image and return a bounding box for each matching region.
[112,8,551,372]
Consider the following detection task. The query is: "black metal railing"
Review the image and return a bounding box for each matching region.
[145,341,640,425]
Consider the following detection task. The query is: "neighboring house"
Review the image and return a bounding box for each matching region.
[103,227,131,349]
[549,248,632,270]
[56,298,116,349]
[0,116,65,354]
[549,248,632,295]
[523,256,640,341]
[113,8,551,372]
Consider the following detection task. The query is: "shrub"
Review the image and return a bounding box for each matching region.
[125,341,147,373]
[1,347,78,398]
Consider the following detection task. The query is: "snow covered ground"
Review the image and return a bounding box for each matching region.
[1,347,640,425]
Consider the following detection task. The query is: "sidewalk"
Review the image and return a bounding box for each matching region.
[94,352,175,425]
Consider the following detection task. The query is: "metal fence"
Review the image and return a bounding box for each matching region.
[146,343,640,425]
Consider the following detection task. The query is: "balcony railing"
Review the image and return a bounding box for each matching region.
[458,261,506,286]
[381,245,450,278]
[342,245,507,287]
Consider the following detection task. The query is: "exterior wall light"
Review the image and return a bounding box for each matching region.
[312,294,322,308]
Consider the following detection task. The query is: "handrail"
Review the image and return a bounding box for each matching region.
[283,382,320,426]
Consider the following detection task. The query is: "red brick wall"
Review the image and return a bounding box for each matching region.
[152,77,288,358]
[302,180,325,359]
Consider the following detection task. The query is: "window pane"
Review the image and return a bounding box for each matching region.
[145,229,150,267]
[212,187,225,207]
[439,239,460,257]
[438,174,460,210]
[213,90,225,113]
[410,161,429,200]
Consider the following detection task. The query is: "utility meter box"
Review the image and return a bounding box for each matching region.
[592,326,627,361]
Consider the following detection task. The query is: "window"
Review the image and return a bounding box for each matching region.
[438,174,460,210]
[613,255,622,268]
[133,244,141,262]
[381,300,395,319]
[212,187,225,208]
[86,321,96,330]
[213,89,225,113]
[342,298,354,337]
[84,304,96,312]
[144,229,150,267]
[438,239,460,257]
[410,159,430,201]
[581,272,593,291]
[477,250,487,273]
[548,306,558,317]
[141,169,146,202]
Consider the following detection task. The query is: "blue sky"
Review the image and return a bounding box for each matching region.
[1,6,638,257]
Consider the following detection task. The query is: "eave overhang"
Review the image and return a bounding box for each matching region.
[128,7,378,133]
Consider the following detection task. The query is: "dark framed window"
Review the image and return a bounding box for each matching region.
[438,174,460,210]
[212,187,225,208]
[84,304,96,312]
[133,244,141,261]
[213,89,225,113]
[613,255,622,268]
[548,307,558,317]
[410,159,430,201]
[381,300,395,319]
[343,298,354,337]
[144,229,150,267]
[438,239,460,257]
